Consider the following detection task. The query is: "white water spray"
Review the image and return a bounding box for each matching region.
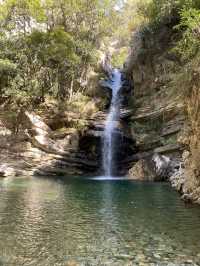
[103,69,122,177]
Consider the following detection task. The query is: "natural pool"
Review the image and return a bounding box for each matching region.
[0,176,200,266]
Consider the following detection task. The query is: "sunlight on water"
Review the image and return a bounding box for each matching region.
[89,176,127,180]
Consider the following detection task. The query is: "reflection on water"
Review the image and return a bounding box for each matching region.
[0,176,200,265]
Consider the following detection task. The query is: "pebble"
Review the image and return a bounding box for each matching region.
[114,254,134,260]
[153,253,161,259]
[185,259,194,263]
[135,253,146,262]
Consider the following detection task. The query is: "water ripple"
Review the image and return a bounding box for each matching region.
[0,177,200,265]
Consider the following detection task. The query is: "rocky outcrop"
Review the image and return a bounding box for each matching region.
[169,150,200,204]
[123,23,192,194]
[122,18,200,204]
[0,97,136,177]
[0,110,99,177]
[25,111,80,155]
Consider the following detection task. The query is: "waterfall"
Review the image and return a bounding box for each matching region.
[102,69,122,177]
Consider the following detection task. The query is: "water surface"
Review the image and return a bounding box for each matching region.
[0,176,200,265]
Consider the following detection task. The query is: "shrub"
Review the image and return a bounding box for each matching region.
[173,8,200,60]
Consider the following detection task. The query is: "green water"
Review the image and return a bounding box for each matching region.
[0,176,200,266]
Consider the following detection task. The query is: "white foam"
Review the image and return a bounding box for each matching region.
[102,69,122,177]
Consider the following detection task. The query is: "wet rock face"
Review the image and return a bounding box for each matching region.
[80,114,137,176]
[96,72,136,175]
[120,72,134,106]
[108,130,136,176]
[99,70,134,108]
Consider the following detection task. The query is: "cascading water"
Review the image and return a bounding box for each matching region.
[102,69,122,177]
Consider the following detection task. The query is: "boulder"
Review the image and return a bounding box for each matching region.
[152,153,172,178]
[128,153,174,181]
[0,164,16,177]
[128,159,156,181]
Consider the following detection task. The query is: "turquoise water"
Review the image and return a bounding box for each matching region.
[0,176,200,265]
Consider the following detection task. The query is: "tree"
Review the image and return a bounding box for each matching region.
[0,0,120,106]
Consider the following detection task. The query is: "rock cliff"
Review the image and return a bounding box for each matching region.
[124,23,200,203]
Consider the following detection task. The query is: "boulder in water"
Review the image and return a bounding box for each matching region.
[128,158,157,181]
[128,153,174,181]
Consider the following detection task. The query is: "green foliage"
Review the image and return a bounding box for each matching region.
[0,0,120,109]
[0,59,16,75]
[113,0,151,47]
[111,47,128,68]
[0,0,45,32]
[0,59,17,88]
[26,28,79,66]
[142,0,200,26]
[173,8,200,60]
[129,0,200,62]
